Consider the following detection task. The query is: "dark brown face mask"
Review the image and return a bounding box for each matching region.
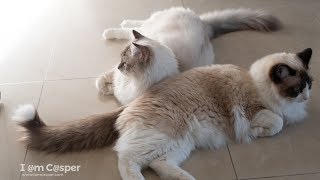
[269,48,313,99]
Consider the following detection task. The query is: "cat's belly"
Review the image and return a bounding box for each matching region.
[189,114,228,150]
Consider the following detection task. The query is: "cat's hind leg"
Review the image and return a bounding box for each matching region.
[121,20,145,28]
[96,70,114,95]
[250,109,284,138]
[149,143,195,180]
[118,155,145,180]
[116,129,171,180]
[115,126,195,180]
[102,28,141,40]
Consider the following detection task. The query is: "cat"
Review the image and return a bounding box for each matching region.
[13,48,313,180]
[96,7,282,104]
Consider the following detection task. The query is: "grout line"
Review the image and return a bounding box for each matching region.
[35,47,55,109]
[0,76,98,86]
[45,76,97,82]
[181,0,186,8]
[19,33,56,180]
[315,15,320,24]
[19,86,43,180]
[18,57,50,180]
[0,81,43,86]
[44,47,55,81]
[227,145,239,180]
[19,147,28,180]
[239,171,320,180]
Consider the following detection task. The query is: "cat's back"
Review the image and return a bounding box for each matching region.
[142,7,213,71]
[130,64,254,111]
[147,7,199,26]
[136,64,255,106]
[117,64,261,138]
[166,64,251,93]
[143,7,203,39]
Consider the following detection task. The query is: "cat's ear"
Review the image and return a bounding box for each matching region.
[297,48,312,69]
[270,64,295,84]
[131,42,150,62]
[132,30,145,39]
[131,43,143,59]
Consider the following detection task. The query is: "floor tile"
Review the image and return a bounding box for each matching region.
[289,0,320,21]
[0,0,61,84]
[0,82,42,180]
[37,78,119,124]
[22,78,120,180]
[46,0,182,80]
[182,148,236,180]
[22,148,121,180]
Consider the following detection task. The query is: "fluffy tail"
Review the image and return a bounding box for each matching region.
[200,8,282,39]
[12,104,124,153]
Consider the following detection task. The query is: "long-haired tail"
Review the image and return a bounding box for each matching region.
[200,8,282,39]
[12,104,124,153]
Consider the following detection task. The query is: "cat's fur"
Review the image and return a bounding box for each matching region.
[13,48,312,180]
[97,7,281,104]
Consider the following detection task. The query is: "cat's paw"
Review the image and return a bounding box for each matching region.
[251,124,282,137]
[96,74,114,95]
[250,110,283,137]
[251,126,274,137]
[102,28,117,40]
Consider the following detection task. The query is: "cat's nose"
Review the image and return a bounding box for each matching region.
[302,94,309,100]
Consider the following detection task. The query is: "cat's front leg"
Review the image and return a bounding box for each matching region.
[96,70,114,95]
[250,109,283,137]
[120,20,144,28]
[102,28,141,40]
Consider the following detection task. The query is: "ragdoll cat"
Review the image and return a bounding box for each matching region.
[96,7,281,104]
[13,48,313,180]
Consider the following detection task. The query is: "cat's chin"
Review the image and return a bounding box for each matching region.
[285,97,309,104]
[296,99,309,103]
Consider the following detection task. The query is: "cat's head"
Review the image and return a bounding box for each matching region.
[251,48,313,103]
[118,30,177,78]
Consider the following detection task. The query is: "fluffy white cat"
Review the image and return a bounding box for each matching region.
[97,7,281,104]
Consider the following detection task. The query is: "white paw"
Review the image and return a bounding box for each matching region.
[251,125,282,137]
[96,75,113,95]
[102,28,117,39]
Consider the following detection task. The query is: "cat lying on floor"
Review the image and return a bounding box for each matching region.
[13,48,312,180]
[96,7,281,104]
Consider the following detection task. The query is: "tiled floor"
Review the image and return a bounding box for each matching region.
[0,0,319,179]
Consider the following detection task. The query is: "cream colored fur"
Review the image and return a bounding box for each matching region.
[111,51,311,180]
[14,50,312,180]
